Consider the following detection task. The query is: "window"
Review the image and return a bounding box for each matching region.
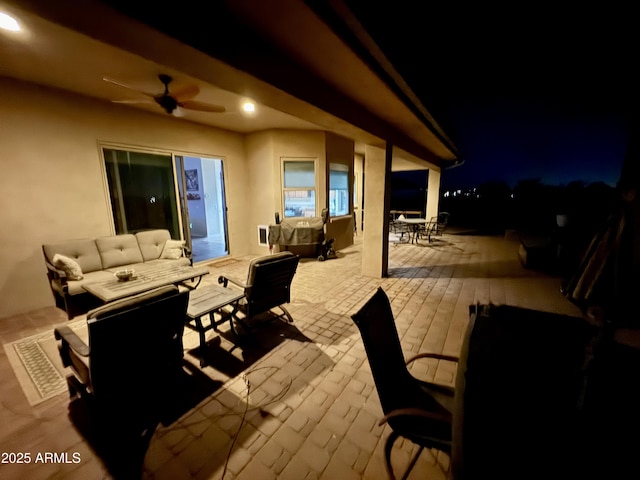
[283,159,316,217]
[329,163,349,216]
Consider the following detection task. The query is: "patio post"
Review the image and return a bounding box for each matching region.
[362,143,392,277]
[425,168,441,220]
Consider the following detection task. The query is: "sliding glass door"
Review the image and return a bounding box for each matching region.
[103,147,229,263]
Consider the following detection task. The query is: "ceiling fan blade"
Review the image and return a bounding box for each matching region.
[180,100,226,113]
[171,84,200,101]
[112,99,155,104]
[102,77,156,97]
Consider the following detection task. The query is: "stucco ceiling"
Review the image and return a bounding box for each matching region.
[0,0,458,171]
[0,4,323,134]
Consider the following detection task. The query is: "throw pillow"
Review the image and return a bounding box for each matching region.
[160,239,185,259]
[52,254,84,280]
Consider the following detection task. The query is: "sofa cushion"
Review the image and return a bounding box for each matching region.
[144,257,192,268]
[160,239,186,259]
[43,239,103,274]
[95,234,144,269]
[135,229,172,261]
[52,254,84,280]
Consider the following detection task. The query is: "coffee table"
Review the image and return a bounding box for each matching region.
[185,284,245,367]
[83,264,210,302]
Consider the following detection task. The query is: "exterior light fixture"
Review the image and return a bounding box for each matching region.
[0,12,20,32]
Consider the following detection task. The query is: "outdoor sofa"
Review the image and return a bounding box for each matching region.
[43,229,191,319]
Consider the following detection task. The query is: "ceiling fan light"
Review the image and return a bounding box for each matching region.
[242,102,255,113]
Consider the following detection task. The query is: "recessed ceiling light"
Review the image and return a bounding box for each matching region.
[0,12,20,32]
[242,102,255,113]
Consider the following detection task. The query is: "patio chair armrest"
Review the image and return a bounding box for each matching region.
[218,275,249,290]
[45,259,69,288]
[54,325,89,367]
[406,352,459,366]
[379,407,451,426]
[55,326,89,356]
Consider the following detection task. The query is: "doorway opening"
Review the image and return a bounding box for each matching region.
[176,156,229,263]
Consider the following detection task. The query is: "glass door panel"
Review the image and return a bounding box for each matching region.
[103,148,180,237]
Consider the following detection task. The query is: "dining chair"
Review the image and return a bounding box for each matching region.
[391,214,411,243]
[352,287,470,479]
[421,212,450,242]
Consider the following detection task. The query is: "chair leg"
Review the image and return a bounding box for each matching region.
[279,305,294,323]
[66,376,79,399]
[384,431,400,480]
[401,446,424,480]
[230,315,251,336]
[67,375,90,400]
[384,431,424,480]
[229,317,241,336]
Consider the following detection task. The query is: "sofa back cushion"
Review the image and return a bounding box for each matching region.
[43,239,103,274]
[135,229,172,261]
[96,234,144,268]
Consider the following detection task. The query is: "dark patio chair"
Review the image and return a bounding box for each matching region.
[54,285,189,427]
[421,211,450,242]
[390,214,411,242]
[217,251,300,334]
[352,287,471,480]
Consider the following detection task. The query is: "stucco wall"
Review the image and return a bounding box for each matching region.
[0,77,248,319]
[244,130,277,255]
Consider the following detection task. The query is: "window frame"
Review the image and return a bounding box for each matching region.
[281,157,317,218]
[329,162,350,217]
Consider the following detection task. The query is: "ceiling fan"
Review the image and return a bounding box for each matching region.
[103,74,226,115]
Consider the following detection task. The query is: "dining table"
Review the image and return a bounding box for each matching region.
[395,217,429,244]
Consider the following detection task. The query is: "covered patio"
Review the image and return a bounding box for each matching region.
[2,229,606,479]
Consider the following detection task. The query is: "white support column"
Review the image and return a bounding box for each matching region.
[425,168,441,220]
[362,143,392,278]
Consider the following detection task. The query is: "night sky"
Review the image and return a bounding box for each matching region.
[348,2,635,191]
[439,99,630,190]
